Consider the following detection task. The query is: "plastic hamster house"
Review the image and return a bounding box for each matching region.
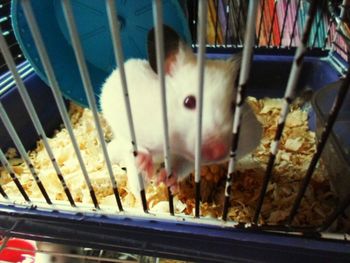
[0,0,349,262]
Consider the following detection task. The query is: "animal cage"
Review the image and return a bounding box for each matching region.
[0,0,349,262]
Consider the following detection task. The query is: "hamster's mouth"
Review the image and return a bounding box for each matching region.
[201,140,230,162]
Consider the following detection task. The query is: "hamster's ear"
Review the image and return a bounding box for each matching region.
[227,52,242,74]
[147,25,188,75]
[226,53,242,91]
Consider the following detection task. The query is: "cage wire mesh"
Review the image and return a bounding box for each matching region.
[0,0,350,262]
[188,0,349,56]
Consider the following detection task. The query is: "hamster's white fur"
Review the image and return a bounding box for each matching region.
[100,40,262,195]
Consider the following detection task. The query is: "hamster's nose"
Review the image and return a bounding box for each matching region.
[201,140,229,161]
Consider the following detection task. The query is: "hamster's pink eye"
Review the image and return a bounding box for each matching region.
[184,95,196,110]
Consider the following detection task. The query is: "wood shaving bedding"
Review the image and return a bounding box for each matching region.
[0,97,336,226]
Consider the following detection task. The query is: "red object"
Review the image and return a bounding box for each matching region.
[0,238,36,262]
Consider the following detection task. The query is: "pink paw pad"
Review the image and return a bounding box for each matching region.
[157,169,179,194]
[135,152,154,180]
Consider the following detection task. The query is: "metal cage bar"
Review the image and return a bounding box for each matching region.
[329,0,348,54]
[20,0,97,209]
[0,28,69,205]
[60,0,125,211]
[323,16,334,49]
[289,0,302,48]
[222,0,259,221]
[267,0,278,46]
[257,0,267,46]
[311,0,326,48]
[279,0,292,47]
[0,149,29,202]
[194,0,207,218]
[0,167,8,199]
[320,191,350,231]
[214,0,220,46]
[105,0,147,212]
[0,100,51,204]
[253,0,321,224]
[287,64,350,226]
[151,0,175,215]
[224,0,230,46]
[0,49,77,206]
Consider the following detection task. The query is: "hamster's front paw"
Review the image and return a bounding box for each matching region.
[157,168,179,194]
[135,149,154,180]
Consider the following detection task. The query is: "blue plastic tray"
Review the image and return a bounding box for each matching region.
[0,62,64,152]
[11,0,191,108]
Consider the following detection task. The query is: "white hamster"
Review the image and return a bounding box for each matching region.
[100,25,262,195]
